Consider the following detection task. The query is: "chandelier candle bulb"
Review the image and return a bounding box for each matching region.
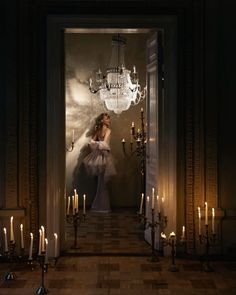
[29,233,33,260]
[3,227,8,252]
[212,208,215,234]
[139,193,144,214]
[41,226,45,252]
[198,207,201,235]
[20,224,24,249]
[54,233,58,258]
[45,239,48,264]
[83,194,86,214]
[38,229,42,255]
[10,216,14,242]
[205,202,208,225]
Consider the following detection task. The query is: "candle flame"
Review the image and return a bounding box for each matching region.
[3,227,6,234]
[83,194,86,200]
[41,226,45,232]
[20,224,23,230]
[10,216,13,222]
[54,233,58,239]
[161,232,166,239]
[30,232,33,238]
[45,238,48,244]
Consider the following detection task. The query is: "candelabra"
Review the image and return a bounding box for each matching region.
[199,224,216,272]
[161,232,186,272]
[122,108,147,201]
[36,252,49,294]
[4,240,17,280]
[145,208,168,262]
[66,211,86,249]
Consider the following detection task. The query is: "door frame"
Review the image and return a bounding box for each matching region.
[43,15,179,255]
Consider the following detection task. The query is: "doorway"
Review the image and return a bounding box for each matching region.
[44,16,177,256]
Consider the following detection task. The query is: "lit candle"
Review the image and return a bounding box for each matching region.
[3,227,8,252]
[67,196,71,215]
[212,208,215,234]
[20,224,24,249]
[29,233,33,260]
[54,233,58,258]
[161,232,166,239]
[133,65,136,73]
[156,195,159,213]
[72,129,75,142]
[146,196,150,217]
[169,231,176,239]
[72,195,75,215]
[75,193,78,213]
[10,216,14,242]
[151,188,155,209]
[83,194,86,214]
[38,229,42,255]
[205,202,208,225]
[45,238,48,264]
[139,193,144,214]
[198,207,201,235]
[181,226,185,239]
[41,226,45,252]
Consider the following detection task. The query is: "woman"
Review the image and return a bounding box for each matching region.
[83,113,116,212]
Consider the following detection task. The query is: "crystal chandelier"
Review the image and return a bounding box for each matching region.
[89,34,146,114]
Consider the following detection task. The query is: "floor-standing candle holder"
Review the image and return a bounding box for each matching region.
[146,208,168,262]
[122,108,147,207]
[36,253,49,295]
[4,241,17,280]
[161,233,186,272]
[199,224,216,272]
[66,212,86,249]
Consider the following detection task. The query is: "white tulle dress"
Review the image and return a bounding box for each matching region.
[83,130,116,212]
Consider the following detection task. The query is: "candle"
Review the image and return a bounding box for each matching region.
[54,233,58,258]
[83,194,86,214]
[72,195,75,215]
[72,129,75,142]
[10,216,14,242]
[38,229,42,255]
[45,238,48,264]
[75,193,78,213]
[20,224,24,249]
[182,226,185,239]
[205,202,208,225]
[41,226,45,252]
[169,231,176,239]
[29,233,33,260]
[161,232,166,239]
[198,207,201,235]
[146,196,150,217]
[212,208,215,234]
[151,188,155,209]
[139,193,144,214]
[156,195,159,213]
[89,78,92,87]
[3,227,8,252]
[67,196,71,215]
[133,65,136,73]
